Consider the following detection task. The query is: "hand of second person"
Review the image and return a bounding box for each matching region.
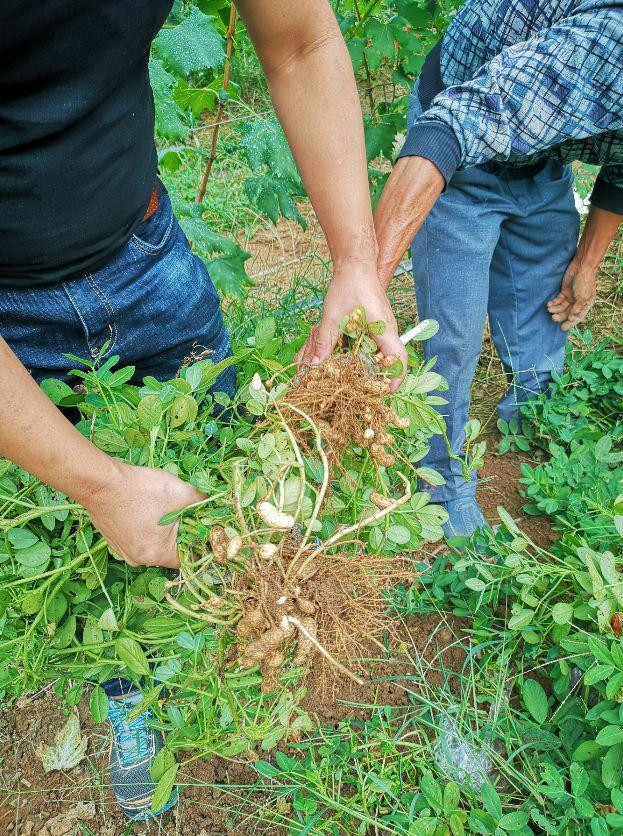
[83,462,204,569]
[547,259,597,331]
[295,261,407,392]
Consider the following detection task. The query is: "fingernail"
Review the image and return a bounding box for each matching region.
[311,356,320,366]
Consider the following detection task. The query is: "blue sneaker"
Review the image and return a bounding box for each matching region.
[105,685,178,821]
[441,496,488,541]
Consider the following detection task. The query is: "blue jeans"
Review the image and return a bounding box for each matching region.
[0,181,236,395]
[408,83,579,502]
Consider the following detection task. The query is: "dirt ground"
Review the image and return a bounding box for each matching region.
[0,610,467,836]
[0,441,546,836]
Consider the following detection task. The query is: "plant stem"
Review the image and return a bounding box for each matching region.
[196,3,237,204]
[285,615,365,686]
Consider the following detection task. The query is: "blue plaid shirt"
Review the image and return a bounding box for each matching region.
[399,0,623,213]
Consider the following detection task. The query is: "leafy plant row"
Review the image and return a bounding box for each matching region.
[150,0,461,298]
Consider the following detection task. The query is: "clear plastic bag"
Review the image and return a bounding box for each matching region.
[433,714,493,788]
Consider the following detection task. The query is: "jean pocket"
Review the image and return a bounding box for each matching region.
[129,187,175,255]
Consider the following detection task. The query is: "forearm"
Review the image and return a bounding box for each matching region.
[574,205,622,270]
[0,336,119,504]
[374,156,444,289]
[236,0,376,268]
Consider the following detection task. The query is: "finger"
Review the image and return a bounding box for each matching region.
[547,298,570,312]
[375,333,408,393]
[296,329,318,369]
[550,303,571,322]
[309,323,338,365]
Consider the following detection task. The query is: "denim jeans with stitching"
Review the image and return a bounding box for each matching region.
[407,81,580,502]
[0,180,236,396]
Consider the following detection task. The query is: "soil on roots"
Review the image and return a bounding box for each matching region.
[234,536,416,694]
[285,352,406,470]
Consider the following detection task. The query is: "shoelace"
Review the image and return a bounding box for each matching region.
[108,701,151,766]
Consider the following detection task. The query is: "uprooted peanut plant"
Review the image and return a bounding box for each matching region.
[167,308,425,688]
[0,309,479,749]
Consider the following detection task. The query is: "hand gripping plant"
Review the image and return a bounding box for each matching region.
[164,308,419,690]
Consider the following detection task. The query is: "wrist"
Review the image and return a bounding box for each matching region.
[331,257,380,287]
[73,453,127,509]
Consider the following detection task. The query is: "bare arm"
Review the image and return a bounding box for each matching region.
[0,337,200,567]
[374,157,445,289]
[547,205,622,330]
[235,0,406,388]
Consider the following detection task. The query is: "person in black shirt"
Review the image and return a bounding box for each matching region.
[0,0,406,820]
[0,2,405,571]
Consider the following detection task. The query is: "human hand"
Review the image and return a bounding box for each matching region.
[547,259,597,331]
[84,462,204,569]
[295,261,408,392]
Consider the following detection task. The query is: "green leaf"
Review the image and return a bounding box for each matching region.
[137,395,163,430]
[154,8,225,76]
[603,743,623,790]
[89,686,109,723]
[245,175,306,227]
[508,609,534,630]
[21,590,43,615]
[40,378,76,405]
[51,614,76,649]
[386,524,411,545]
[415,466,446,486]
[206,251,253,299]
[254,317,277,349]
[83,617,104,646]
[45,593,68,624]
[115,637,150,676]
[13,541,51,568]
[150,58,187,140]
[419,771,443,811]
[151,763,178,813]
[7,529,39,549]
[499,811,529,829]
[449,812,466,836]
[443,782,460,814]
[496,506,522,535]
[151,747,176,782]
[98,607,119,632]
[254,760,280,778]
[584,664,615,686]
[596,726,623,747]
[240,117,300,181]
[364,19,395,71]
[612,786,623,811]
[573,740,603,762]
[552,602,574,624]
[93,427,128,453]
[480,782,502,820]
[522,679,548,724]
[465,577,487,592]
[169,394,198,428]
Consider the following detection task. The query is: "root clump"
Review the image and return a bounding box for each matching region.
[286,352,409,469]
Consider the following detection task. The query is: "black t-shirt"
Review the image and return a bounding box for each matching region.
[0,0,173,287]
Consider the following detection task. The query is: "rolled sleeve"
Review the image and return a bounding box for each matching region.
[397,120,462,185]
[590,167,623,214]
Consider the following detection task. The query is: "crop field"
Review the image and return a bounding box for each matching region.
[1,2,623,835]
